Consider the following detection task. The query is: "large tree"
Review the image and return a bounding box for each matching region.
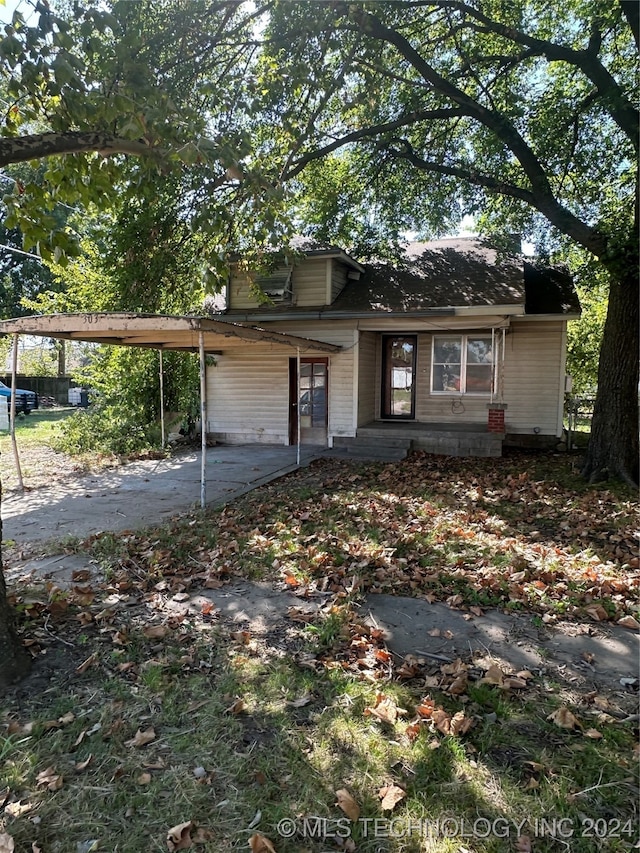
[0,0,265,688]
[257,0,638,485]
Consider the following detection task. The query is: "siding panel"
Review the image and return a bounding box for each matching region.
[228,259,330,310]
[502,320,565,435]
[206,322,356,443]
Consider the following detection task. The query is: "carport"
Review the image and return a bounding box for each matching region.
[0,312,341,506]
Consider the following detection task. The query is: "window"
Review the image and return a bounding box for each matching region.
[255,268,293,303]
[431,335,493,394]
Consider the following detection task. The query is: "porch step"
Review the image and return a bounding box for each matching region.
[331,435,412,462]
[355,425,503,458]
[412,434,502,458]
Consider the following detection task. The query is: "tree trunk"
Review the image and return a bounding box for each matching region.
[0,480,31,690]
[582,249,639,486]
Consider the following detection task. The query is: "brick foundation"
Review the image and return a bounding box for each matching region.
[487,403,507,434]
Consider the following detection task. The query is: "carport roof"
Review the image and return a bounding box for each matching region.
[0,312,341,354]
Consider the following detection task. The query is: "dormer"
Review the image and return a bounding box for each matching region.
[226,244,364,313]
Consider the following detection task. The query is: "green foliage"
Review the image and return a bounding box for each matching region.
[50,401,158,456]
[567,282,608,395]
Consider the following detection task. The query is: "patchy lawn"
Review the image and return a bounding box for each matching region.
[1,450,638,852]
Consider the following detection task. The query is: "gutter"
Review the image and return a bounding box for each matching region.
[220,308,456,322]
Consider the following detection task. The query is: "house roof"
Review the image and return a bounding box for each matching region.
[0,313,342,353]
[329,238,526,314]
[222,237,579,320]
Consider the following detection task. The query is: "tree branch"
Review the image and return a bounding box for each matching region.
[0,131,161,168]
[282,107,468,180]
[427,1,638,146]
[386,140,537,205]
[348,8,609,257]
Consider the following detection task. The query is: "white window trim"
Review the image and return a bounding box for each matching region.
[431,334,494,396]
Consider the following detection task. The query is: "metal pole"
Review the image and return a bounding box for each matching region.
[199,332,206,509]
[501,328,506,401]
[10,333,23,490]
[296,347,301,467]
[159,349,165,448]
[490,327,495,403]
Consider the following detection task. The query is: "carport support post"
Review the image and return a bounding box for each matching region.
[199,332,206,509]
[10,333,24,491]
[159,350,165,448]
[296,347,301,467]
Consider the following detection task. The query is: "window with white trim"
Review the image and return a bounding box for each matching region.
[431,335,494,394]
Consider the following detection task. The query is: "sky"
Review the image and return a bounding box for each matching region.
[0,0,35,25]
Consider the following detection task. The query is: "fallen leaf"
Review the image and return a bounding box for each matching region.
[547,707,581,730]
[583,728,603,740]
[0,835,14,853]
[585,605,608,622]
[58,711,75,726]
[378,784,406,811]
[36,766,63,791]
[125,727,156,748]
[432,708,452,735]
[225,698,248,715]
[416,697,436,718]
[449,711,473,736]
[335,788,360,821]
[448,673,468,695]
[137,771,152,785]
[4,801,32,818]
[364,693,403,725]
[405,721,422,742]
[166,821,193,851]
[617,615,640,630]
[286,694,312,708]
[144,625,169,639]
[515,836,532,852]
[504,677,528,690]
[482,664,506,686]
[230,631,252,645]
[75,754,93,772]
[248,832,277,853]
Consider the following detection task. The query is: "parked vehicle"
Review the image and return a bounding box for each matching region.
[0,380,39,414]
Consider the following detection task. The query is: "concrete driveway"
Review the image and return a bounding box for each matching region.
[1,444,323,545]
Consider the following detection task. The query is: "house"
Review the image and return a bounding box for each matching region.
[205,237,580,458]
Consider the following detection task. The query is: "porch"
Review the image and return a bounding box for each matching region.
[332,420,504,461]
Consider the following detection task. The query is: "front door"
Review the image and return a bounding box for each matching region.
[381,335,416,419]
[289,358,328,445]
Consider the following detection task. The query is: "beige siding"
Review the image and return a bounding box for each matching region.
[272,322,356,437]
[357,332,377,425]
[228,259,331,310]
[331,261,349,302]
[294,259,328,307]
[206,322,356,444]
[502,320,565,436]
[415,333,488,424]
[207,348,290,444]
[227,270,257,311]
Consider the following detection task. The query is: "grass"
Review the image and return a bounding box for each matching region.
[1,619,637,852]
[0,407,75,447]
[1,448,638,851]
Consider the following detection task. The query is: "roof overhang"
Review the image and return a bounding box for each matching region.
[0,313,342,354]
